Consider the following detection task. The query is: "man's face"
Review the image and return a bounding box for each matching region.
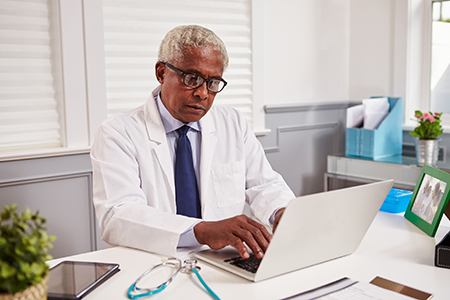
[156,47,224,123]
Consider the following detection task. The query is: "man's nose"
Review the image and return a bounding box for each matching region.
[193,81,208,100]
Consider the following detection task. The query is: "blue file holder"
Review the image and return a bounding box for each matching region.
[345,97,403,158]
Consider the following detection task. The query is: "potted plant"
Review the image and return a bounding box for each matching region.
[410,110,444,166]
[0,204,56,300]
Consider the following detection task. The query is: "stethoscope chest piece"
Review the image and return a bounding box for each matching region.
[181,258,201,274]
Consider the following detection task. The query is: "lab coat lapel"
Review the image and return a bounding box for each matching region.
[145,88,176,208]
[199,112,217,214]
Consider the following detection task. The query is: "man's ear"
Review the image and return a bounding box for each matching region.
[155,61,165,84]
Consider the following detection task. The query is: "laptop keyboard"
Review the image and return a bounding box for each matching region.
[224,254,262,273]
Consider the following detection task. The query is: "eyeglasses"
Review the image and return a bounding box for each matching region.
[165,63,227,93]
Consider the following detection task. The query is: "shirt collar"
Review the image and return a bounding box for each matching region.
[155,93,201,133]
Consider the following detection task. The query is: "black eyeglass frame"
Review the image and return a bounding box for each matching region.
[164,63,227,93]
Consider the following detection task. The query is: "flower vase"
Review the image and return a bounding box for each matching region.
[414,137,441,167]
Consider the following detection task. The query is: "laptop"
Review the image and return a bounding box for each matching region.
[194,179,394,282]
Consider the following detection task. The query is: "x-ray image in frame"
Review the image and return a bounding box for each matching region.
[405,165,450,237]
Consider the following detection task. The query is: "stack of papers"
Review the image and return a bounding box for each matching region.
[284,277,432,300]
[347,97,390,130]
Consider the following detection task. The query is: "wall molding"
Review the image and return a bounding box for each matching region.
[0,172,90,188]
[0,153,92,184]
[264,122,339,153]
[0,147,90,163]
[264,102,354,114]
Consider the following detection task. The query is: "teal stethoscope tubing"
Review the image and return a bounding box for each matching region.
[192,267,220,300]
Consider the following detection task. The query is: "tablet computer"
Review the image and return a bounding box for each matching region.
[47,261,120,300]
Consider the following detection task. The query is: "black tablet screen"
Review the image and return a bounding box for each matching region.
[47,261,120,300]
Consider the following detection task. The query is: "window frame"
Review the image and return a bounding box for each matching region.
[404,0,450,131]
[0,0,266,161]
[0,0,91,161]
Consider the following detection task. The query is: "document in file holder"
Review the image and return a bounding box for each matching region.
[362,97,390,130]
[346,97,390,130]
[345,97,403,158]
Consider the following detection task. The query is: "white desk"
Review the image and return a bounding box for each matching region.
[48,212,450,300]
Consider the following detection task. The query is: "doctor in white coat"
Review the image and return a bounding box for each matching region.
[91,25,295,259]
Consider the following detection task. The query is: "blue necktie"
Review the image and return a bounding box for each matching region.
[175,125,201,218]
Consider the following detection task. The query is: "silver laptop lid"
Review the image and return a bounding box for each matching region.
[195,180,394,282]
[254,179,394,281]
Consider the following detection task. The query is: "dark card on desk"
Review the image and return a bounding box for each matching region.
[370,276,433,300]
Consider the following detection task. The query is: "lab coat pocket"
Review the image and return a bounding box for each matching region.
[211,160,246,208]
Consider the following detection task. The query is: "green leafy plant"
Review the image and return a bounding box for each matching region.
[0,204,56,295]
[410,110,444,140]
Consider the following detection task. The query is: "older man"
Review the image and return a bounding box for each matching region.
[91,25,295,259]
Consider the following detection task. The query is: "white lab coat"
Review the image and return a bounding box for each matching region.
[91,86,295,257]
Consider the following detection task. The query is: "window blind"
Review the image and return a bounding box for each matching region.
[102,0,253,126]
[0,0,61,152]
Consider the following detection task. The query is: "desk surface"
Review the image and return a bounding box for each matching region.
[48,212,450,300]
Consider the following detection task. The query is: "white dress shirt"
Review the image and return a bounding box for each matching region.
[155,93,202,247]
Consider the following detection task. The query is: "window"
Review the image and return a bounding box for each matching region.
[102,0,255,127]
[0,0,264,159]
[404,0,450,129]
[430,1,450,123]
[0,0,62,153]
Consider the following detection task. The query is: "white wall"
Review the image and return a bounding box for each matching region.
[349,0,395,99]
[261,0,405,105]
[262,0,350,104]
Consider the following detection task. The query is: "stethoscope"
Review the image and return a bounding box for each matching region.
[127,258,220,300]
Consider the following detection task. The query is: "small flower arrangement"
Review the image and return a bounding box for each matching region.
[410,110,443,140]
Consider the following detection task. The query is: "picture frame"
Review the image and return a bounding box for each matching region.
[404,165,450,237]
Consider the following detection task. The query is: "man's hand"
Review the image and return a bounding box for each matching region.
[194,215,272,259]
[273,208,285,233]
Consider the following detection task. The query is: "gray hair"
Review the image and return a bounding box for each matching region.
[158,25,229,69]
